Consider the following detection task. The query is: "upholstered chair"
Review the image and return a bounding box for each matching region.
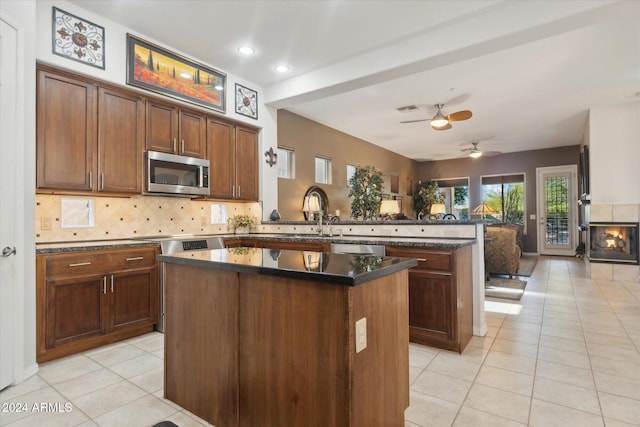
[485,226,521,278]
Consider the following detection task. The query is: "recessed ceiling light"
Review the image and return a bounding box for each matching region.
[274,64,290,73]
[238,46,255,55]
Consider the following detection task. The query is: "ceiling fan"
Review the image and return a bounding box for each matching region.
[400,103,472,130]
[460,141,502,158]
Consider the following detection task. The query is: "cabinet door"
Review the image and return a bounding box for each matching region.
[235,127,258,201]
[179,110,206,158]
[146,100,178,154]
[407,271,453,341]
[46,274,107,349]
[108,267,158,333]
[37,70,95,191]
[207,119,235,199]
[98,87,144,193]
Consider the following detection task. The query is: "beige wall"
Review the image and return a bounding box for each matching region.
[277,110,418,220]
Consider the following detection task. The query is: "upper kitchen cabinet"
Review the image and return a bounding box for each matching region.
[37,69,95,192]
[36,66,144,195]
[98,88,145,193]
[207,119,258,201]
[145,99,206,158]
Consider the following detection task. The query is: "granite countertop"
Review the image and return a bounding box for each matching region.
[35,232,477,254]
[36,239,160,254]
[244,234,476,248]
[158,248,418,286]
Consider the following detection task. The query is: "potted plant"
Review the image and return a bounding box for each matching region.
[413,180,445,219]
[348,165,384,220]
[228,214,257,234]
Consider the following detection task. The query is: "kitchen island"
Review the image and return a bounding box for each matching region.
[159,248,417,427]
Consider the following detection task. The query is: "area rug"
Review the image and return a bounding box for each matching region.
[516,255,538,277]
[485,277,527,301]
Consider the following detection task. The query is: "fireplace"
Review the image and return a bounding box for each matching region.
[589,222,639,264]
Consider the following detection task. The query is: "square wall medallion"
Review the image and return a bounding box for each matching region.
[52,7,105,69]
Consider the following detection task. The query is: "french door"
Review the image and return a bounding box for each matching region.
[536,165,578,256]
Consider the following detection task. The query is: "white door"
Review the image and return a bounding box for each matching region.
[536,165,578,256]
[0,17,18,390]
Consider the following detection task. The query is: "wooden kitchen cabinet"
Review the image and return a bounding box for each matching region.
[36,246,159,362]
[145,99,206,158]
[386,245,473,353]
[36,65,144,195]
[36,68,95,192]
[207,118,258,200]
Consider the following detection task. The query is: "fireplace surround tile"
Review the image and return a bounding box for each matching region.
[613,264,640,283]
[591,204,613,222]
[613,204,639,223]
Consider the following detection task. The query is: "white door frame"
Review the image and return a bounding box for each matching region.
[0,9,26,390]
[536,165,578,256]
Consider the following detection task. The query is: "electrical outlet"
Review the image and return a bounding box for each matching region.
[41,217,52,230]
[201,216,208,226]
[355,317,367,353]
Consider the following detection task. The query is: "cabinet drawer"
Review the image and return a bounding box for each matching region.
[386,247,453,272]
[46,247,157,277]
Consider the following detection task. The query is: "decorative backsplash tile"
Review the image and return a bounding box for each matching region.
[36,194,262,243]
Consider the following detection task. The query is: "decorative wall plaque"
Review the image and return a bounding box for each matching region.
[235,83,258,119]
[52,7,105,69]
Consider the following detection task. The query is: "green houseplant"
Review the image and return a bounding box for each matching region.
[413,180,445,219]
[228,215,257,234]
[348,165,384,220]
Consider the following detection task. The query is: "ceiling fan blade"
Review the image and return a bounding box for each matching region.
[432,123,452,131]
[400,119,429,124]
[448,110,472,121]
[483,150,502,157]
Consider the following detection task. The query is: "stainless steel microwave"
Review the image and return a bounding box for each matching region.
[146,150,210,196]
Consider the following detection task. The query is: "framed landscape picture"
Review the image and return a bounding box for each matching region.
[126,34,226,113]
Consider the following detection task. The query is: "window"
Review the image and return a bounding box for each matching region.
[346,164,357,186]
[277,147,295,179]
[481,174,525,225]
[315,156,332,184]
[433,178,469,219]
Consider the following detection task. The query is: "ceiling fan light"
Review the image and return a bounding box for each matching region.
[469,151,482,158]
[430,117,449,128]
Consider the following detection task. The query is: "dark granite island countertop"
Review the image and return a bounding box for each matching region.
[162,247,415,426]
[158,247,417,286]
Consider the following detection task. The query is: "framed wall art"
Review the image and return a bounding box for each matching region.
[126,34,226,113]
[52,7,105,69]
[235,83,258,119]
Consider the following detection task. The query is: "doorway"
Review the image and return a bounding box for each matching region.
[536,165,578,256]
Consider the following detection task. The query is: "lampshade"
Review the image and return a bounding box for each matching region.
[379,200,400,215]
[302,195,321,212]
[430,203,447,215]
[308,195,320,212]
[471,202,498,215]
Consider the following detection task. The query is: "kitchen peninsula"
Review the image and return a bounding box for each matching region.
[159,248,417,427]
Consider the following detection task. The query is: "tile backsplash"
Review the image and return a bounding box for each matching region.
[35,194,262,243]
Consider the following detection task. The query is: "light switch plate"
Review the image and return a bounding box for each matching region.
[355,317,367,353]
[41,217,52,230]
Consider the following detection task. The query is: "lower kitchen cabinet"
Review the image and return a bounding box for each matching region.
[386,245,473,353]
[36,246,159,362]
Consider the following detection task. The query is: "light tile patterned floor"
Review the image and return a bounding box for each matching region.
[1,256,639,426]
